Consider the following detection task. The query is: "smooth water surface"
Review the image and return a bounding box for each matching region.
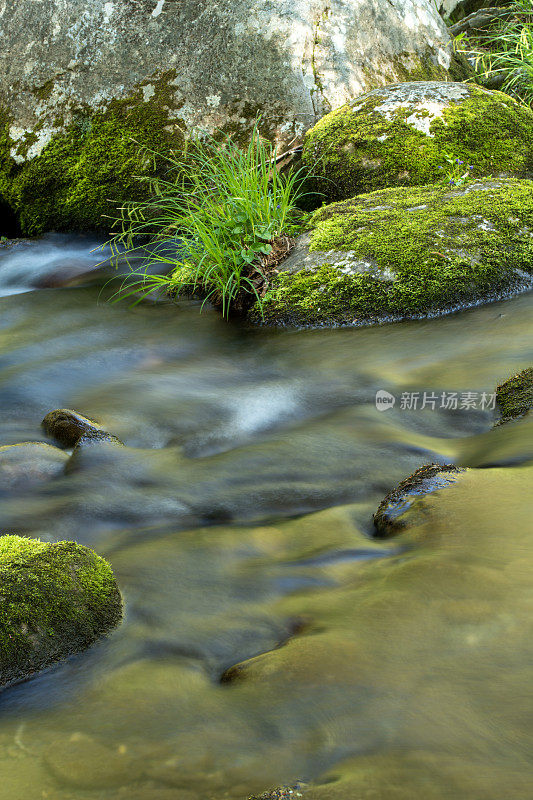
[0,237,531,799]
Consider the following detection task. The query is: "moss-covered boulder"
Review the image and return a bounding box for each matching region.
[495,367,533,425]
[302,82,533,202]
[251,178,533,327]
[0,535,122,688]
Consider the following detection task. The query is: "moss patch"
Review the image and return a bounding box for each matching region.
[302,83,533,202]
[0,535,122,688]
[495,367,533,424]
[0,76,185,235]
[251,179,533,326]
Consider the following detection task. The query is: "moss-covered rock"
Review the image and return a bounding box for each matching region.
[0,535,122,688]
[302,82,533,202]
[0,92,185,235]
[495,367,533,425]
[251,178,533,327]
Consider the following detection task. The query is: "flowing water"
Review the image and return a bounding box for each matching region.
[0,237,532,799]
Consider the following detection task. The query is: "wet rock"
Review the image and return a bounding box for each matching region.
[0,2,453,234]
[373,463,464,537]
[0,536,122,689]
[42,408,123,448]
[495,367,533,425]
[0,442,68,491]
[249,782,307,799]
[252,178,533,327]
[303,81,533,202]
[44,732,142,789]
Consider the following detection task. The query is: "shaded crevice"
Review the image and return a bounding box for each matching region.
[0,199,21,238]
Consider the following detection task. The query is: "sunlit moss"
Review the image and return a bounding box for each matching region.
[303,84,533,201]
[0,535,122,687]
[251,179,533,326]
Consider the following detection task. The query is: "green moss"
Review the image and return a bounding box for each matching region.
[303,84,533,202]
[0,535,122,687]
[0,74,186,234]
[495,367,533,423]
[251,179,533,326]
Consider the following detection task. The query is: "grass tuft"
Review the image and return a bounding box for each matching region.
[454,0,533,107]
[103,123,309,317]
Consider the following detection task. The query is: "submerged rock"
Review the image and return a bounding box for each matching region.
[0,535,122,689]
[0,1,454,234]
[0,442,68,491]
[495,367,533,425]
[44,732,141,789]
[252,178,533,327]
[303,81,533,202]
[301,750,533,799]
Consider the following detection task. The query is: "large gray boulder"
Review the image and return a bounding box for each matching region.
[0,0,453,234]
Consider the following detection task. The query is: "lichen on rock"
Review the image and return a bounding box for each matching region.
[0,535,122,689]
[302,82,533,202]
[250,178,533,327]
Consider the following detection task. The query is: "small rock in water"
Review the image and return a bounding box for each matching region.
[373,463,463,537]
[495,367,533,425]
[44,732,142,789]
[42,408,123,448]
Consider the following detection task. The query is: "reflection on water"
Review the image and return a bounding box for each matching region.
[0,237,532,799]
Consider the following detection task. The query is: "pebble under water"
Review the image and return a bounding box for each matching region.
[0,237,532,799]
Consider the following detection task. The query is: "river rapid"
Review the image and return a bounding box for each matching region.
[0,236,531,800]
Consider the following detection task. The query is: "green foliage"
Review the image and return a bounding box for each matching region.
[437,152,476,187]
[253,179,533,326]
[454,1,533,107]
[106,122,307,318]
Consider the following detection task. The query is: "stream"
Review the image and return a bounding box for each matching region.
[0,236,532,799]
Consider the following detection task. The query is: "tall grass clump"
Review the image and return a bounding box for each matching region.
[105,123,308,317]
[455,0,533,106]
